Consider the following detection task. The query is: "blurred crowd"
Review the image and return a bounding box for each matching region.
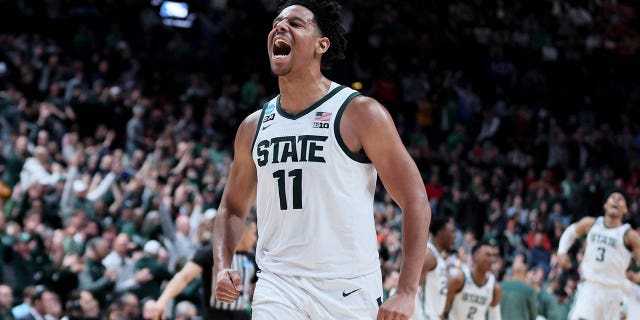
[0,0,639,319]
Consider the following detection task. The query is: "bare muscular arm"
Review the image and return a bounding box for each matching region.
[212,110,260,303]
[342,96,431,319]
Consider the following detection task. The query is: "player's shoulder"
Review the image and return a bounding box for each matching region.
[242,109,263,128]
[340,95,394,132]
[579,216,598,225]
[448,267,466,289]
[624,227,640,246]
[343,95,386,114]
[236,109,263,139]
[575,216,598,234]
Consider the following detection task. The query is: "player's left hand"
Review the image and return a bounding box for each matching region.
[377,291,415,320]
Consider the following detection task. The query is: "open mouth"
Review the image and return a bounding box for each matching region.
[273,39,291,58]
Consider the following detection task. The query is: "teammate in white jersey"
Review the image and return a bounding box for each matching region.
[211,1,431,319]
[444,242,502,320]
[558,190,640,320]
[622,279,640,320]
[412,216,456,320]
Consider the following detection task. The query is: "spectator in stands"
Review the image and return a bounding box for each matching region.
[117,292,140,320]
[528,231,552,277]
[4,233,38,300]
[102,233,152,295]
[11,286,35,320]
[0,284,14,320]
[173,301,197,320]
[133,240,172,300]
[1,1,640,319]
[78,237,116,307]
[18,146,61,193]
[17,286,56,320]
[500,261,537,320]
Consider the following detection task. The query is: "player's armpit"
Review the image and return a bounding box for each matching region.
[420,248,438,284]
[491,283,502,307]
[442,268,465,318]
[573,216,597,236]
[624,229,640,265]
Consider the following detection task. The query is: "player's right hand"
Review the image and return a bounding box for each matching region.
[149,300,166,320]
[627,271,640,283]
[377,291,414,320]
[557,253,571,269]
[215,268,243,303]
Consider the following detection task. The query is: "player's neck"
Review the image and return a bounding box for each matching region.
[603,214,623,228]
[471,268,488,286]
[278,72,330,115]
[432,240,445,254]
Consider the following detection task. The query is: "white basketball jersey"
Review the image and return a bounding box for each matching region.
[414,243,448,320]
[623,280,640,319]
[582,216,632,286]
[251,82,380,278]
[450,268,495,320]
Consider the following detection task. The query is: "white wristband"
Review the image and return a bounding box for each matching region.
[558,224,577,255]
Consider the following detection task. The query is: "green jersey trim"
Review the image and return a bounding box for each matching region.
[276,85,347,120]
[250,104,268,153]
[334,92,371,164]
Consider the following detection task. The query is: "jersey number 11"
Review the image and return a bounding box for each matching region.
[273,169,302,210]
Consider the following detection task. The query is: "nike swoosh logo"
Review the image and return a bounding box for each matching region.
[262,123,273,130]
[342,288,361,297]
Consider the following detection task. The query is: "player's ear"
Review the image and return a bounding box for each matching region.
[316,37,330,55]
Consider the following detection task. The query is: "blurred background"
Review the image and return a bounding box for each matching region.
[0,1,639,319]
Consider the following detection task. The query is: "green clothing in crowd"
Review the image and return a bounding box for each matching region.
[500,280,537,320]
[537,286,571,320]
[79,258,115,307]
[134,256,173,300]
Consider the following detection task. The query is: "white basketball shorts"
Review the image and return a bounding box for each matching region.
[252,268,383,319]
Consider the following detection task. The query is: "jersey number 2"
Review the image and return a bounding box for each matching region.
[466,306,477,319]
[273,169,302,210]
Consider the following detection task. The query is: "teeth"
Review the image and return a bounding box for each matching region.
[275,39,287,47]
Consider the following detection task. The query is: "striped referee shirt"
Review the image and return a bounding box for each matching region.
[191,244,257,315]
[210,251,256,311]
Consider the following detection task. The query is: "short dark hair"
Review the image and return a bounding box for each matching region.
[278,0,347,69]
[429,215,450,236]
[32,285,49,302]
[606,188,630,207]
[472,239,497,255]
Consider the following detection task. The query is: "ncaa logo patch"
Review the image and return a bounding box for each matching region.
[265,102,276,114]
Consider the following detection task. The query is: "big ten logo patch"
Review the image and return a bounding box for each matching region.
[313,111,331,129]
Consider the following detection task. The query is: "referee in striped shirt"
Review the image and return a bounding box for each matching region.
[151,220,258,320]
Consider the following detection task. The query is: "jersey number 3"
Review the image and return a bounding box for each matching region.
[596,247,606,262]
[273,169,302,210]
